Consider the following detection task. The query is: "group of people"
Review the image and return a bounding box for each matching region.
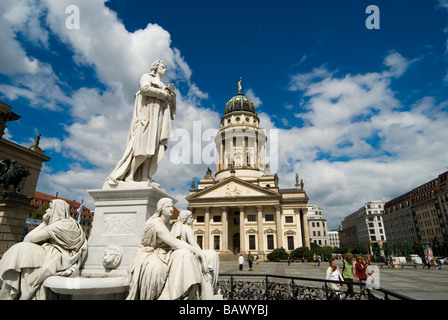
[423,257,443,270]
[325,253,372,300]
[385,256,399,268]
[238,252,258,271]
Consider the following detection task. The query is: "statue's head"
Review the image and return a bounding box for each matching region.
[43,199,70,224]
[177,210,193,225]
[149,59,166,77]
[156,197,174,217]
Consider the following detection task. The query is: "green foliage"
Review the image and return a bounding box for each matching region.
[267,247,289,262]
[31,203,49,220]
[290,246,312,261]
[319,246,334,261]
[333,247,349,254]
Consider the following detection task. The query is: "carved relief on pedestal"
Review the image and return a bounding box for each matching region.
[102,245,123,270]
[103,213,136,234]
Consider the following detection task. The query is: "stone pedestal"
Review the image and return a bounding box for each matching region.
[0,192,32,259]
[80,181,175,278]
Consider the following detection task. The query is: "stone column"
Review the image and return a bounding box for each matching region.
[256,205,264,255]
[228,137,234,169]
[204,207,211,250]
[220,138,224,171]
[243,137,247,167]
[261,143,266,170]
[239,206,245,253]
[294,208,302,247]
[301,208,310,248]
[221,206,228,251]
[255,133,259,169]
[274,204,283,249]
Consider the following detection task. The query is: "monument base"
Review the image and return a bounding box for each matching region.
[80,182,175,278]
[43,275,129,300]
[0,192,32,259]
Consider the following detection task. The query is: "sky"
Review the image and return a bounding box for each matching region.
[1,0,448,230]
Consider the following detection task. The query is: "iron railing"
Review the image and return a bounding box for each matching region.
[217,273,413,300]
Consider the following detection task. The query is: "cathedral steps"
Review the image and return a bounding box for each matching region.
[218,252,240,262]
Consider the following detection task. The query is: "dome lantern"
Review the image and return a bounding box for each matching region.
[224,78,256,115]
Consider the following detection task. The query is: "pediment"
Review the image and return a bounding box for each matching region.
[187,177,279,200]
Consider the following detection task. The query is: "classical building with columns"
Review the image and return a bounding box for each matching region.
[186,82,310,260]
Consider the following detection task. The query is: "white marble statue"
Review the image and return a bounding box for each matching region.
[106,59,176,186]
[171,210,220,294]
[0,199,88,300]
[126,198,214,300]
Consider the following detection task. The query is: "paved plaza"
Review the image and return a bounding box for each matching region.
[219,261,448,300]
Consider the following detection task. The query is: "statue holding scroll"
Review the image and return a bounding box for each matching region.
[106,60,176,186]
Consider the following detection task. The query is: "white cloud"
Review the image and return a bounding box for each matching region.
[440,0,448,9]
[0,1,40,75]
[0,0,218,211]
[278,51,448,229]
[244,88,263,108]
[0,62,72,111]
[3,1,448,232]
[382,51,410,78]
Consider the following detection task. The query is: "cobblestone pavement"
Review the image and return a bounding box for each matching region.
[218,261,448,300]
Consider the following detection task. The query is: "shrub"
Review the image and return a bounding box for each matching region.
[267,247,289,262]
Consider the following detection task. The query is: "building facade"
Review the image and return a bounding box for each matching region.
[307,204,330,246]
[0,101,50,258]
[384,170,448,248]
[328,230,340,248]
[340,201,386,254]
[186,84,310,260]
[30,191,94,237]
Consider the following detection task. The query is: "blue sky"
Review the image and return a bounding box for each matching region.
[1,0,448,230]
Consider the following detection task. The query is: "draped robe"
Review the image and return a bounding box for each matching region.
[126,216,208,300]
[107,73,176,185]
[0,205,87,300]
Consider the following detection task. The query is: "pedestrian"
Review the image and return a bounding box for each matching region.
[355,255,369,283]
[392,258,398,269]
[326,259,344,298]
[287,255,291,266]
[386,256,392,268]
[340,253,356,300]
[248,251,254,271]
[317,255,321,267]
[434,259,441,270]
[238,254,244,271]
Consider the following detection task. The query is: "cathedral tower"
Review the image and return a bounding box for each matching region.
[186,79,310,260]
[214,79,267,181]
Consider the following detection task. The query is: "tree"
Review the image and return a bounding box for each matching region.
[333,247,348,255]
[290,246,312,261]
[319,246,334,261]
[31,203,49,220]
[267,247,289,262]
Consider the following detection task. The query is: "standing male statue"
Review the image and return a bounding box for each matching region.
[106,60,176,186]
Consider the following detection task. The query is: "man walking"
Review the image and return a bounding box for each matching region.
[247,251,254,271]
[238,254,244,271]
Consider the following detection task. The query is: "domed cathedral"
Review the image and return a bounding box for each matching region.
[186,79,310,260]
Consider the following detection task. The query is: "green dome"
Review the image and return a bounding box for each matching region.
[224,92,256,115]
